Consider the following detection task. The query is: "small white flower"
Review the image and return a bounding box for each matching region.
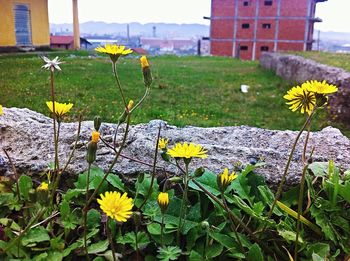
[41,56,62,71]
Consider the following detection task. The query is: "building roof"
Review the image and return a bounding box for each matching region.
[50,35,91,45]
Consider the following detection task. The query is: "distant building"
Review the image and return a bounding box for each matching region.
[0,0,50,50]
[140,38,197,55]
[209,0,327,60]
[50,35,91,50]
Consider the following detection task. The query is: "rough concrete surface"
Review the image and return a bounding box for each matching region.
[1,107,349,187]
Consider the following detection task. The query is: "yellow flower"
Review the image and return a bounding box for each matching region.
[158,138,169,150]
[302,80,338,94]
[283,85,316,115]
[140,56,150,69]
[91,131,100,143]
[127,100,134,111]
[97,191,133,222]
[95,44,133,63]
[37,182,49,191]
[167,142,207,159]
[217,168,238,191]
[157,192,169,213]
[0,105,3,115]
[46,101,73,117]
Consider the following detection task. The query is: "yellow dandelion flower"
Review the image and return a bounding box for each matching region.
[97,191,133,222]
[283,85,316,115]
[37,182,49,191]
[140,56,150,69]
[167,142,207,159]
[95,44,133,63]
[217,168,238,191]
[91,131,100,143]
[46,101,73,117]
[302,80,338,94]
[157,192,169,213]
[158,138,169,150]
[0,105,3,115]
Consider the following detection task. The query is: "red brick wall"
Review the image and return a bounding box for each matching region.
[278,20,306,40]
[210,0,314,60]
[211,19,234,39]
[211,41,233,56]
[280,0,308,16]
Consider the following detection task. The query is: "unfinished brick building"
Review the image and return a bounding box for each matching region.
[209,0,327,60]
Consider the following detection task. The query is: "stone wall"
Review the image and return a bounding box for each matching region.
[260,52,350,127]
[1,108,349,188]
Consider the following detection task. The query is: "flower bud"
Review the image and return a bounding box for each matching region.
[36,182,49,204]
[194,167,205,177]
[133,211,142,227]
[217,168,238,192]
[161,151,170,162]
[157,192,169,214]
[86,141,97,164]
[127,100,134,111]
[201,221,210,230]
[94,116,102,131]
[140,56,152,87]
[168,177,182,183]
[91,131,100,143]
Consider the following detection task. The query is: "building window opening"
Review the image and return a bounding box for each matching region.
[242,23,250,29]
[264,1,273,6]
[261,46,269,51]
[243,1,250,6]
[240,46,248,51]
[262,23,271,29]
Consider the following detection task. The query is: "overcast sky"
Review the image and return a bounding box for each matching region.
[48,0,350,33]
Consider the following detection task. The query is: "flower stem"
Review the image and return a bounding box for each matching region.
[85,114,131,209]
[220,190,246,257]
[160,214,165,247]
[112,62,128,109]
[266,110,315,220]
[3,149,20,201]
[176,162,189,246]
[107,218,117,261]
[138,125,161,210]
[83,163,92,261]
[130,87,150,114]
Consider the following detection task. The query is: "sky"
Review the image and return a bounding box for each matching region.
[48,0,350,33]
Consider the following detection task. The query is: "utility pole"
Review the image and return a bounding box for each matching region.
[72,0,80,50]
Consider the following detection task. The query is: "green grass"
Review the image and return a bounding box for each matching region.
[0,51,333,131]
[295,51,350,72]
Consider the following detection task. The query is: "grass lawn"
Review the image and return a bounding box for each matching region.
[0,51,333,131]
[295,51,350,72]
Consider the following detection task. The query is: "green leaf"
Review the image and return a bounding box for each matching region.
[63,188,85,202]
[308,162,329,177]
[157,246,182,261]
[206,242,223,258]
[19,175,33,200]
[209,231,238,251]
[189,170,220,196]
[21,226,50,247]
[338,180,350,203]
[106,174,125,192]
[117,232,150,250]
[277,229,303,244]
[147,222,161,235]
[189,250,202,261]
[87,209,101,229]
[306,243,330,259]
[228,173,253,206]
[60,200,70,217]
[87,239,109,254]
[74,166,108,192]
[247,243,264,261]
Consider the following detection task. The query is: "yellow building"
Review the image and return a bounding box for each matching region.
[0,0,50,49]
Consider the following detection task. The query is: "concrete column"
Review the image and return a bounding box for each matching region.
[72,0,80,50]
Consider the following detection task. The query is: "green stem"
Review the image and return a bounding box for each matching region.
[160,214,165,247]
[107,218,117,261]
[220,190,246,257]
[176,162,189,245]
[294,164,309,261]
[138,125,161,210]
[266,110,315,220]
[3,149,20,201]
[50,69,59,172]
[83,163,92,261]
[130,87,150,114]
[85,114,131,209]
[112,62,128,109]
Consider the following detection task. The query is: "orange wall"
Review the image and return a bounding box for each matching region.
[0,0,49,46]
